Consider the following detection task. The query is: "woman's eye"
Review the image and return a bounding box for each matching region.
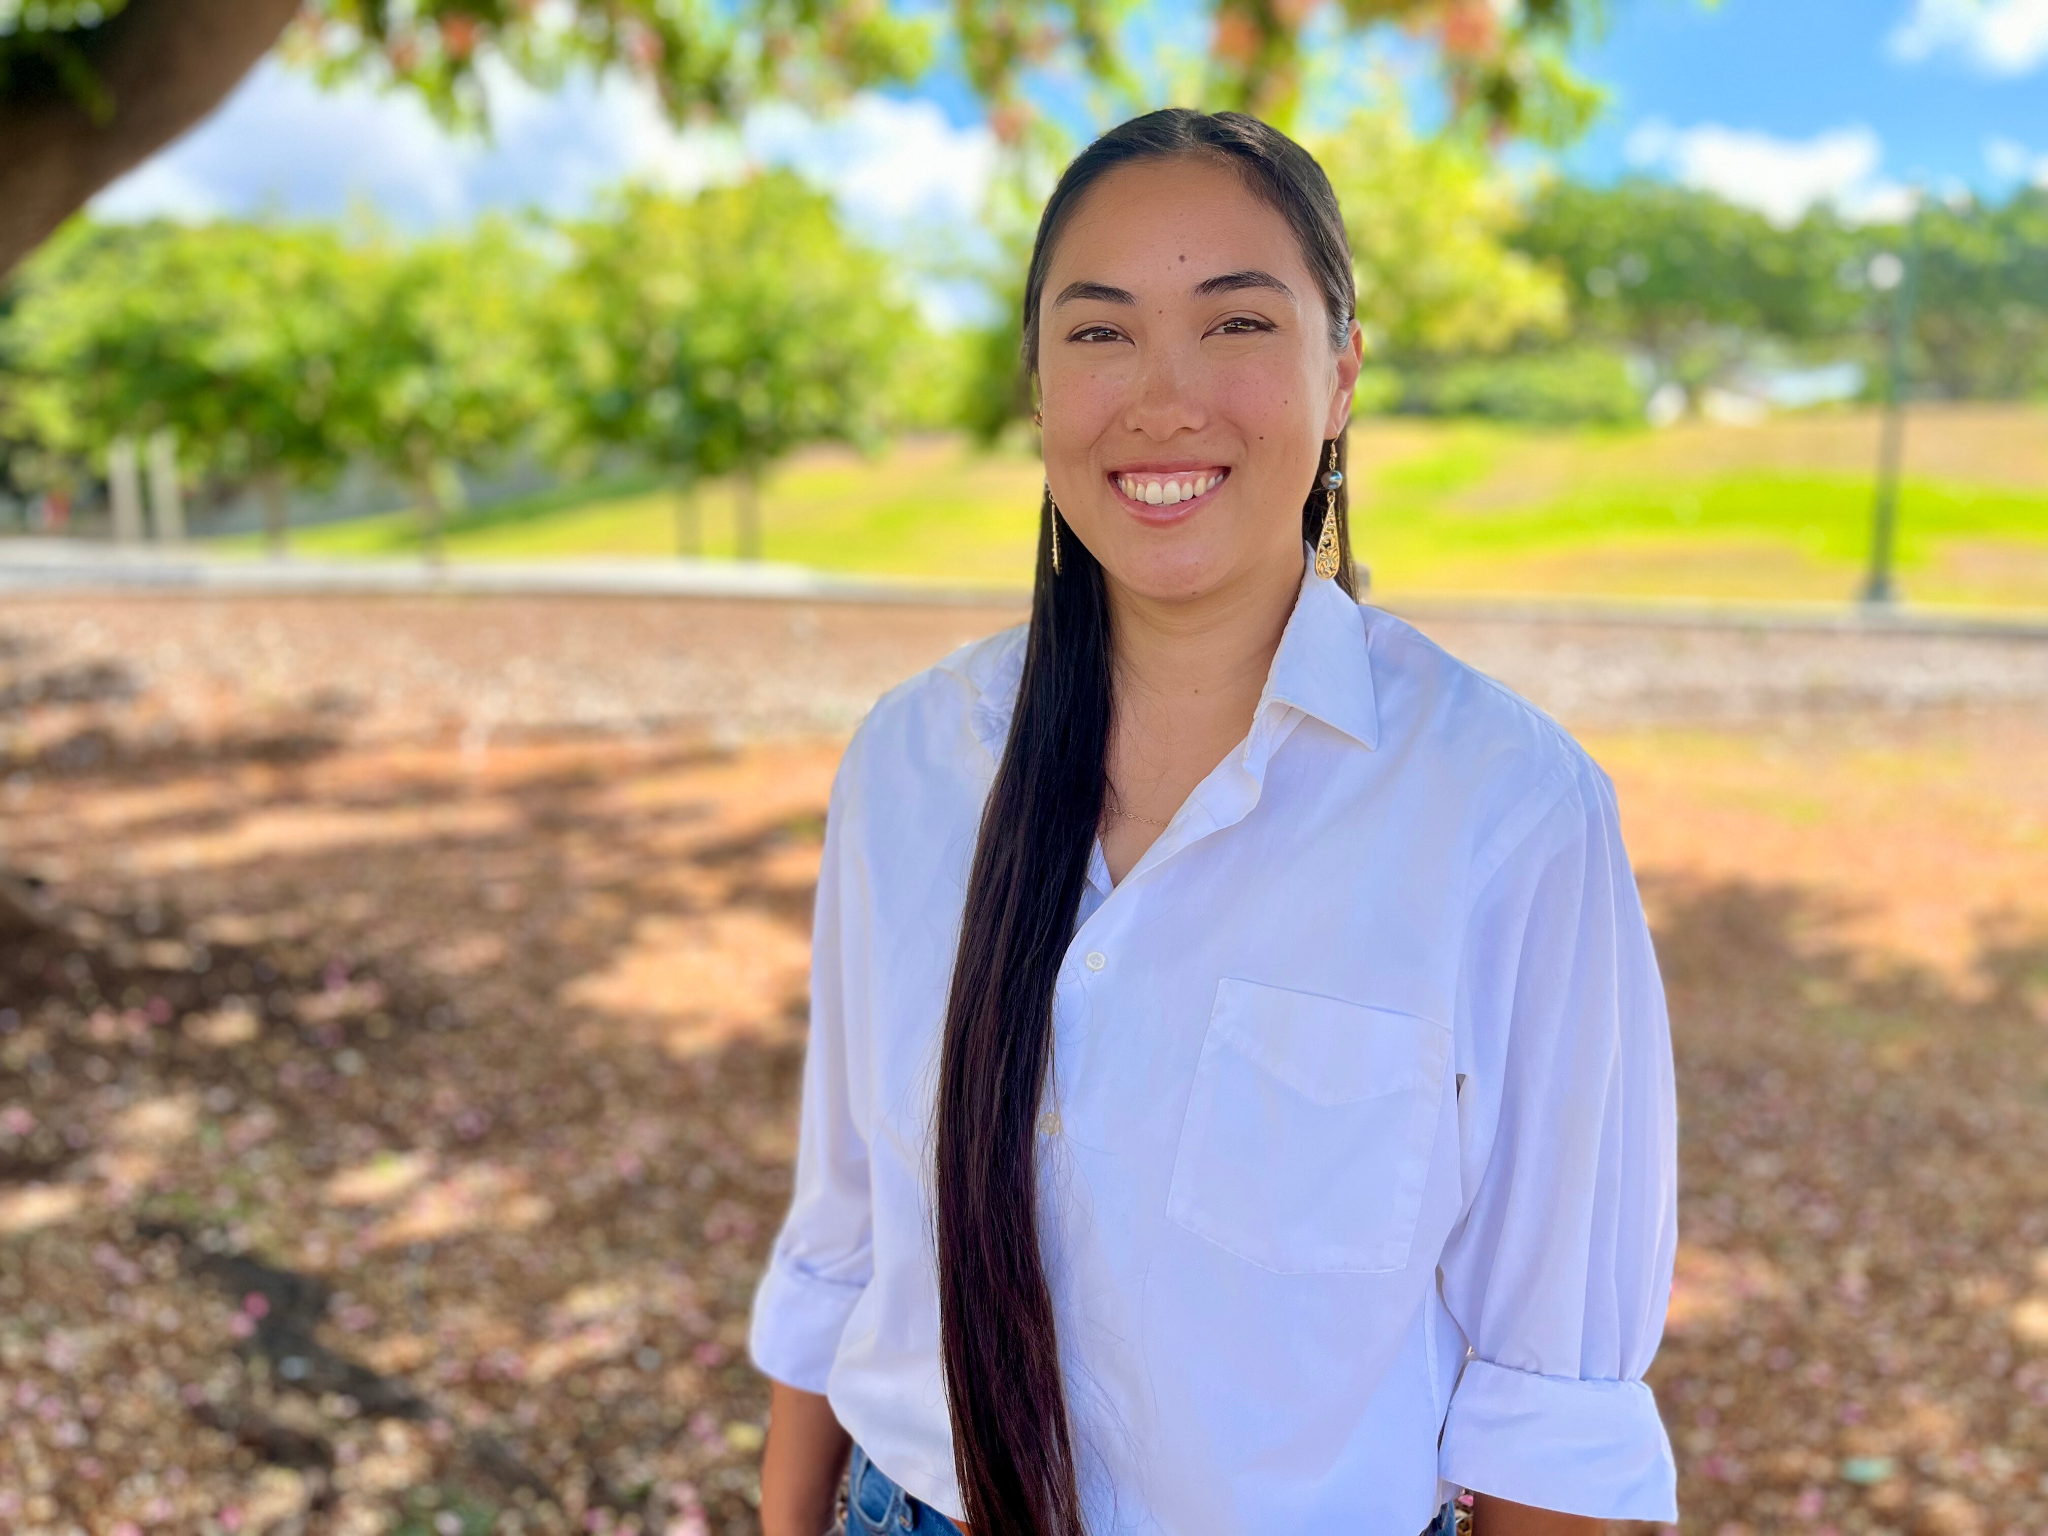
[1069,325,1126,344]
[1213,316,1274,336]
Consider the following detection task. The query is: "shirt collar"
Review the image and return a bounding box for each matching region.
[950,540,1378,760]
[1257,539,1379,752]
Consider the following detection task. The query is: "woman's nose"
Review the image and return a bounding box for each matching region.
[1121,343,1207,440]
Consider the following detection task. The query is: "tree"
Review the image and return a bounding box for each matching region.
[0,0,302,282]
[1899,189,2048,402]
[548,172,914,558]
[1198,0,1602,137]
[2,0,1622,277]
[3,218,363,550]
[342,220,552,563]
[1512,177,1864,399]
[1311,104,1568,363]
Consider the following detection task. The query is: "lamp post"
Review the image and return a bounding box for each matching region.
[1862,196,1922,607]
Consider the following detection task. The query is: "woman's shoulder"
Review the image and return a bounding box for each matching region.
[1358,603,1609,831]
[832,619,1029,795]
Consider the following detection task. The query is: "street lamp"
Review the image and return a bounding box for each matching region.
[1862,196,1922,608]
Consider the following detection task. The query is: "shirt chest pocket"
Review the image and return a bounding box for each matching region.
[1165,978,1450,1275]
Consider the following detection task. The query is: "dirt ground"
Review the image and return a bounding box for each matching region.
[2,592,2045,1536]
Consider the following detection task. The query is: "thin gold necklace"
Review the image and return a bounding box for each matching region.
[1105,801,1170,828]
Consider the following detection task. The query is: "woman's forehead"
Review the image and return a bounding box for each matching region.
[1046,156,1313,295]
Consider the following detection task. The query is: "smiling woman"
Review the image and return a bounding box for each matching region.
[1034,148,1359,616]
[750,109,1680,1536]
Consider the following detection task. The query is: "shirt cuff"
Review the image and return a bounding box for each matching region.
[1440,1356,1678,1522]
[747,1255,867,1394]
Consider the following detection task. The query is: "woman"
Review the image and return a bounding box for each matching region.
[750,109,1679,1536]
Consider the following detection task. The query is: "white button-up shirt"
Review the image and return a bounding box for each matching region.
[749,547,1680,1532]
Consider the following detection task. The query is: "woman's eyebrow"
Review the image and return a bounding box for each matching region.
[1194,269,1295,303]
[1054,280,1137,307]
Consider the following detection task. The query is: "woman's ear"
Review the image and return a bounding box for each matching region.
[1324,319,1365,439]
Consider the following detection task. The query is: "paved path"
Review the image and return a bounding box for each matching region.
[0,538,1020,607]
[4,589,2045,755]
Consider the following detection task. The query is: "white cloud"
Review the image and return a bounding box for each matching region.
[90,60,482,228]
[1625,120,1913,226]
[86,60,998,260]
[89,155,226,224]
[746,96,999,231]
[1889,0,2048,75]
[84,62,1000,328]
[1986,135,2048,184]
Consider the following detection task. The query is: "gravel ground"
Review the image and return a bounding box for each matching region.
[1,593,2044,754]
[2,593,2046,1536]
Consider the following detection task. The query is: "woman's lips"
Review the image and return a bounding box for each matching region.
[1108,467,1230,521]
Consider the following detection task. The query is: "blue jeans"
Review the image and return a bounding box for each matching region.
[843,1443,963,1534]
[840,1443,1461,1535]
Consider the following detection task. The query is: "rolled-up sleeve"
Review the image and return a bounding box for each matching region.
[747,748,875,1393]
[1438,754,1680,1522]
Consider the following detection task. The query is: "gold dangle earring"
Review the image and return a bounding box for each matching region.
[1045,483,1063,576]
[1314,439,1344,581]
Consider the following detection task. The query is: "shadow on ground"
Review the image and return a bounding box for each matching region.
[2,615,2046,1534]
[1643,876,2048,1534]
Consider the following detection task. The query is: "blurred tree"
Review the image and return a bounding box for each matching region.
[0,279,83,510]
[957,282,1037,448]
[343,220,551,563]
[1203,0,1603,139]
[548,172,913,558]
[1901,189,2048,402]
[1,0,1620,277]
[0,0,304,279]
[1512,178,1864,402]
[1,218,362,548]
[1314,104,1568,362]
[1399,344,1643,424]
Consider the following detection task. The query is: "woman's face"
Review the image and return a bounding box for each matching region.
[1035,154,1363,604]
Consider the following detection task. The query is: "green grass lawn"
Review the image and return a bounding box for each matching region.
[213,412,2048,610]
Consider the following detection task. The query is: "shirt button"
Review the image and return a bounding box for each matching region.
[1084,951,1106,971]
[1037,1110,1062,1136]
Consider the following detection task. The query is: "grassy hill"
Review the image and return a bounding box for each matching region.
[211,406,2048,610]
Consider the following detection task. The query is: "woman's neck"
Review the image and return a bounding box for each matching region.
[1106,544,1302,734]
[1095,543,1303,879]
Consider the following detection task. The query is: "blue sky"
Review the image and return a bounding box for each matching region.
[1565,0,2048,205]
[92,0,2048,288]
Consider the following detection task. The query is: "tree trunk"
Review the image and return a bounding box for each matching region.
[416,471,447,568]
[674,480,701,558]
[736,473,763,561]
[0,0,300,277]
[108,436,144,544]
[145,427,184,541]
[260,474,290,558]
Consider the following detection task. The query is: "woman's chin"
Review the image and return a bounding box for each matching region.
[1090,533,1273,604]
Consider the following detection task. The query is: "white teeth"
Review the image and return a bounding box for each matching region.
[1119,471,1224,503]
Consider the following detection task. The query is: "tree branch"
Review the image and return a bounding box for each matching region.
[0,0,301,278]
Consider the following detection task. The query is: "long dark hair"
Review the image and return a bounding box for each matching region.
[932,109,1360,1536]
